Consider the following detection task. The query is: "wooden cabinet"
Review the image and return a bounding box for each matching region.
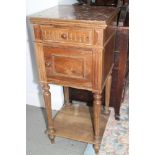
[29,5,118,153]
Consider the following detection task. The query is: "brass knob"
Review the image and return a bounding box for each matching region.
[45,61,51,67]
[61,33,67,39]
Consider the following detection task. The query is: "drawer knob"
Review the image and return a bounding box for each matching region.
[45,61,51,67]
[61,33,67,39]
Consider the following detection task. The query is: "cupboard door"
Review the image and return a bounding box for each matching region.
[43,46,93,89]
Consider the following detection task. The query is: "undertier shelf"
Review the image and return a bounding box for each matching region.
[52,104,110,144]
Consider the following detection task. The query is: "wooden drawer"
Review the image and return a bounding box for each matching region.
[41,25,94,45]
[43,46,93,89]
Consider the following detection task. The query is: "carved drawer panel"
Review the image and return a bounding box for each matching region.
[43,46,93,88]
[41,26,93,45]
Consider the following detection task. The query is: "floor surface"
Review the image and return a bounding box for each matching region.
[26,105,87,155]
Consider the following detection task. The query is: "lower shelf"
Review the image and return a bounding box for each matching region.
[52,104,110,144]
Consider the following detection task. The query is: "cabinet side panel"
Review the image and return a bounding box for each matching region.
[102,34,115,86]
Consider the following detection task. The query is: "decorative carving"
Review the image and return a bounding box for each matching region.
[93,93,102,153]
[41,83,55,142]
[33,25,42,41]
[34,43,47,82]
[41,26,93,45]
[43,46,93,89]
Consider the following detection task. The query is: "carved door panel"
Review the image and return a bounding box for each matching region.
[43,46,93,88]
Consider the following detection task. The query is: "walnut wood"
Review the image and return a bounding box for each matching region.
[53,104,109,144]
[34,43,47,82]
[93,93,102,153]
[63,87,71,107]
[41,83,55,141]
[29,5,118,153]
[105,74,112,114]
[43,46,93,90]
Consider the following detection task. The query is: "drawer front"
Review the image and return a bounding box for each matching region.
[43,46,93,88]
[41,26,93,45]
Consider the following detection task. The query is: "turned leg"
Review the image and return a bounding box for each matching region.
[105,74,112,114]
[41,83,55,143]
[93,93,102,153]
[63,87,71,107]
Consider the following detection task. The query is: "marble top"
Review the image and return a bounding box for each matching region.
[29,5,118,24]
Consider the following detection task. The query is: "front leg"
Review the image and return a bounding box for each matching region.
[93,92,102,153]
[41,83,55,143]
